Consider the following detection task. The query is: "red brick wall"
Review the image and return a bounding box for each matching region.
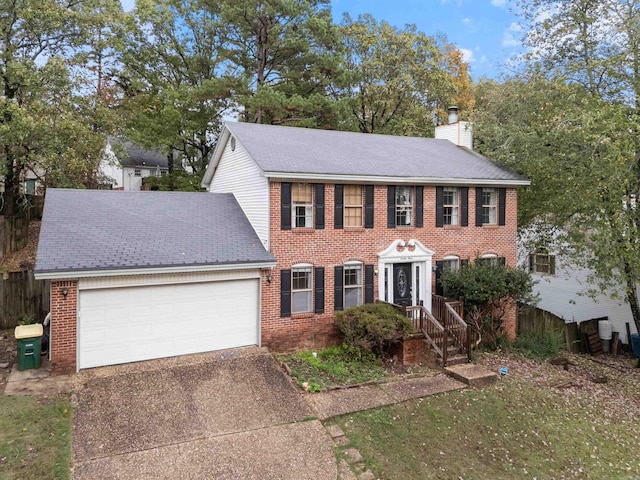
[50,280,77,374]
[262,183,518,351]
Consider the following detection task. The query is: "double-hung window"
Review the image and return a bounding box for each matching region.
[443,188,459,226]
[482,188,497,225]
[344,185,363,227]
[529,253,556,275]
[292,183,313,228]
[292,265,313,313]
[395,186,413,226]
[344,263,363,308]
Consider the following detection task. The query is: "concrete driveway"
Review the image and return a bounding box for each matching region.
[71,347,337,480]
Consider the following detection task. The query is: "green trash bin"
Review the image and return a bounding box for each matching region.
[15,324,43,371]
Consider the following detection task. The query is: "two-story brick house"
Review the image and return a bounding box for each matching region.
[201,120,529,352]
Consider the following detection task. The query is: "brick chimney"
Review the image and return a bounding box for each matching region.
[435,106,473,149]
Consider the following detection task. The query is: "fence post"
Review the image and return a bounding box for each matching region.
[466,325,473,363]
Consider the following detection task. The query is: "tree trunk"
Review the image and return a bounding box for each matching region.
[623,259,640,339]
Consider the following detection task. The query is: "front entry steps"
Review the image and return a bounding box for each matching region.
[444,363,498,387]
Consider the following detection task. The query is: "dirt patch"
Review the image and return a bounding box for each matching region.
[0,327,17,391]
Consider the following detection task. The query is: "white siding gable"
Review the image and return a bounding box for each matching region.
[209,137,270,249]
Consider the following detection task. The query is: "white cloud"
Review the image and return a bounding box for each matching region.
[502,33,520,47]
[460,48,475,63]
[462,17,472,25]
[491,0,506,7]
[510,22,522,32]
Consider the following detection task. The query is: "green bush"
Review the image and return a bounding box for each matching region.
[509,330,564,359]
[335,303,413,355]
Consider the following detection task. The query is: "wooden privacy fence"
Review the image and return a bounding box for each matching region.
[517,303,584,353]
[0,270,50,329]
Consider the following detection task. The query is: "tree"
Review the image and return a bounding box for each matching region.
[118,0,236,181]
[0,0,119,215]
[337,14,472,136]
[220,0,342,127]
[474,0,640,335]
[441,261,536,349]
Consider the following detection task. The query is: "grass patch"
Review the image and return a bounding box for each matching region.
[0,395,72,480]
[337,380,639,479]
[507,330,564,359]
[279,345,390,391]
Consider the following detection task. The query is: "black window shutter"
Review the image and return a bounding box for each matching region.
[498,256,506,266]
[364,264,375,303]
[365,185,374,228]
[280,269,291,317]
[435,261,444,296]
[387,186,396,228]
[475,187,483,227]
[461,259,470,269]
[334,184,344,229]
[528,254,534,272]
[461,187,469,227]
[549,256,556,275]
[334,266,344,311]
[314,267,325,313]
[314,184,325,230]
[281,183,292,230]
[415,186,424,228]
[435,186,444,227]
[498,188,506,226]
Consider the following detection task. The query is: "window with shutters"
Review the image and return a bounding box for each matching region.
[344,185,363,227]
[442,256,460,273]
[292,265,313,313]
[477,254,505,266]
[482,188,497,225]
[395,186,413,226]
[529,253,556,275]
[443,188,459,225]
[292,183,313,228]
[344,262,363,308]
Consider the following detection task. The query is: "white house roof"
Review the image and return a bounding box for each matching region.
[202,122,530,187]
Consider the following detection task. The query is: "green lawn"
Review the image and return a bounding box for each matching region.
[336,380,639,479]
[0,395,72,480]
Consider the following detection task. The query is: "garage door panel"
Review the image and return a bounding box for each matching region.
[78,279,259,369]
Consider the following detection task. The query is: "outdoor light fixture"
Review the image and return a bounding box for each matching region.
[62,287,69,298]
[266,272,272,284]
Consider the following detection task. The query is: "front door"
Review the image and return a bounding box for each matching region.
[393,263,412,305]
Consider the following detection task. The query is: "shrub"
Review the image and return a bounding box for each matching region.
[509,330,564,359]
[335,303,413,355]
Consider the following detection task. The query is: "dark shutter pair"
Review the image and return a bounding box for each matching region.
[387,186,424,228]
[280,267,325,317]
[475,187,506,227]
[334,265,374,311]
[435,187,469,227]
[434,258,470,296]
[334,185,374,229]
[281,183,325,230]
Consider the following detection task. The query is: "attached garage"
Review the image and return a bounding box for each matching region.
[78,276,260,369]
[35,189,275,373]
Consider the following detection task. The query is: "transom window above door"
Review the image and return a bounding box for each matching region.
[292,183,313,228]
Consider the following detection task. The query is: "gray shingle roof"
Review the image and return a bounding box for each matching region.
[35,189,275,277]
[109,138,169,168]
[223,122,527,184]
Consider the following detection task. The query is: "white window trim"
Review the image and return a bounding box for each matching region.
[291,263,313,314]
[442,255,460,273]
[482,188,497,225]
[443,187,459,226]
[292,184,313,229]
[344,184,363,228]
[343,261,363,308]
[395,186,413,226]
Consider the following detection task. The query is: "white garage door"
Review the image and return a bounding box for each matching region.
[78,279,259,369]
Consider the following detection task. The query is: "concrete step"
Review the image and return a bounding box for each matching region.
[444,363,498,388]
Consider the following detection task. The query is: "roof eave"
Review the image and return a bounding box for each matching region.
[201,126,231,188]
[263,172,531,186]
[34,260,277,281]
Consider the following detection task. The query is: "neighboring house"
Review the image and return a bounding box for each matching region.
[35,113,529,374]
[102,138,169,190]
[519,246,640,344]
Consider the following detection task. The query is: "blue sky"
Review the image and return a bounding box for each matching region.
[120,0,521,80]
